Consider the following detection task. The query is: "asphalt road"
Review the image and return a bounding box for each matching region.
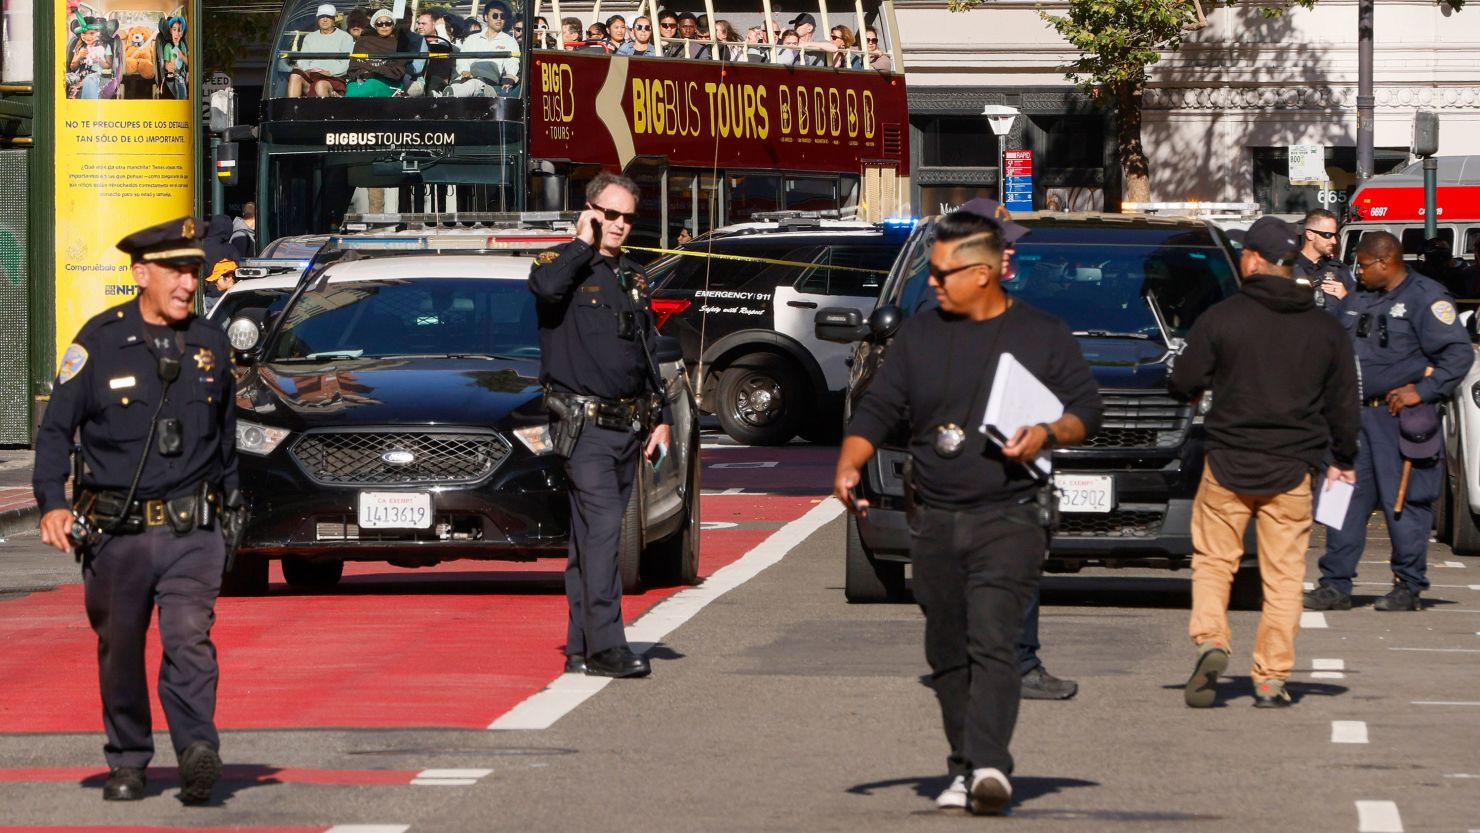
[0,444,1477,832]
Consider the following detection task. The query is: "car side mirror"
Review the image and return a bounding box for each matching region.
[869,304,902,340]
[814,307,870,343]
[654,335,684,363]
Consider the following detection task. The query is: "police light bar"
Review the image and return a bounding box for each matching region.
[1121,201,1261,217]
[327,232,573,252]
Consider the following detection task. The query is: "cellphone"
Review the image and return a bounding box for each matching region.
[651,441,668,470]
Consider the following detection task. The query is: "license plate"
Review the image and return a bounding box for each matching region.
[357,491,432,529]
[1054,474,1113,514]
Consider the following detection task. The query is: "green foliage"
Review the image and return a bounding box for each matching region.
[1038,0,1194,88]
[202,8,282,76]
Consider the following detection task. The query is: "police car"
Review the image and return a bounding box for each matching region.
[1436,311,1480,553]
[216,219,701,596]
[646,217,913,445]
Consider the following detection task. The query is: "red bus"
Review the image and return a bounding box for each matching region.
[252,0,910,248]
[1343,156,1480,265]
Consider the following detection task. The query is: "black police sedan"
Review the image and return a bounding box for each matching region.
[219,241,700,596]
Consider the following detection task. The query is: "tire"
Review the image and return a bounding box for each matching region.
[1230,562,1263,611]
[281,555,344,590]
[844,512,907,603]
[220,555,269,597]
[715,353,806,446]
[642,430,702,587]
[1451,460,1480,555]
[617,465,645,594]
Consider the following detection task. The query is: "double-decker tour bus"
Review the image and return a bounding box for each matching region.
[254,0,910,248]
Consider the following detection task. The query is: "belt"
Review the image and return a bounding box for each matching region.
[79,484,219,534]
[1364,397,1390,407]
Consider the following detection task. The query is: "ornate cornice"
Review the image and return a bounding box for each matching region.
[1144,85,1480,111]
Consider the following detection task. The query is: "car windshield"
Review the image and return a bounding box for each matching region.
[267,278,539,361]
[212,288,293,323]
[895,223,1238,340]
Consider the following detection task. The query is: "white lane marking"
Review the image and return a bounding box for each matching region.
[1356,801,1404,833]
[700,521,738,530]
[701,488,752,496]
[707,461,778,469]
[1412,700,1480,706]
[1444,773,1480,778]
[1313,658,1345,670]
[325,827,411,833]
[489,499,845,731]
[1312,672,1346,679]
[1388,647,1480,653]
[1332,721,1369,744]
[1471,584,1480,591]
[1442,560,1466,568]
[1357,581,1471,589]
[1301,612,1329,629]
[411,768,493,786]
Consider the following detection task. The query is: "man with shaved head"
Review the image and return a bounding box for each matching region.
[1306,231,1474,613]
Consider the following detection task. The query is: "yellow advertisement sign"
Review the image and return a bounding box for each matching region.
[53,1,194,362]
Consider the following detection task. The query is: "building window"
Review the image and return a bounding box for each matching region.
[1250,146,1408,217]
[921,116,999,168]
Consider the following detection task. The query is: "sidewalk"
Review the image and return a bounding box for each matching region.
[0,449,37,540]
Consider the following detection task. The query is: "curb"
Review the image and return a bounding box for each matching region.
[0,504,38,541]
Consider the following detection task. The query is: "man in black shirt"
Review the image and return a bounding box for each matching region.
[530,173,671,679]
[834,209,1101,815]
[1169,216,1359,709]
[1291,208,1355,314]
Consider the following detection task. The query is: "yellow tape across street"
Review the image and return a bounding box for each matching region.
[623,246,890,276]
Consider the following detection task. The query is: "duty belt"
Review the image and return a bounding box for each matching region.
[544,389,657,431]
[77,483,221,535]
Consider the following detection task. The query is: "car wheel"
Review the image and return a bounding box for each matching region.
[1230,561,1262,611]
[844,512,907,603]
[618,466,645,594]
[220,555,269,597]
[1451,459,1480,555]
[716,353,805,446]
[281,556,344,590]
[643,433,702,587]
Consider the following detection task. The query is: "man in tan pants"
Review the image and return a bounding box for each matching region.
[1169,216,1360,708]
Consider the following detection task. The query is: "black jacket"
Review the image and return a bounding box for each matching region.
[1169,273,1360,494]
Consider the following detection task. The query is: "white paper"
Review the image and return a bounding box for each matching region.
[978,353,1064,477]
[1315,478,1354,531]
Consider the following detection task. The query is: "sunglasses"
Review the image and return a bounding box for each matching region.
[486,10,503,18]
[660,21,677,27]
[866,36,877,43]
[1305,228,1337,239]
[1355,313,1389,347]
[634,23,651,30]
[927,261,992,281]
[589,203,639,224]
[374,20,394,27]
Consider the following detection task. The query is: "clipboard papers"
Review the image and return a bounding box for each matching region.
[977,352,1063,478]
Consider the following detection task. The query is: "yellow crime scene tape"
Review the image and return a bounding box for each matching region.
[623,246,890,276]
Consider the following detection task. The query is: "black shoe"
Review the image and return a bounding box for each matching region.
[584,646,651,678]
[176,741,222,806]
[1020,666,1078,700]
[1303,584,1352,611]
[564,654,588,674]
[102,767,146,801]
[1252,679,1293,708]
[1374,581,1422,611]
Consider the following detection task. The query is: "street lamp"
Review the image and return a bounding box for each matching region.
[982,105,1020,203]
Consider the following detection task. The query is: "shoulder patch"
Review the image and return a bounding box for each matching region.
[1431,299,1458,326]
[534,250,560,266]
[57,343,88,385]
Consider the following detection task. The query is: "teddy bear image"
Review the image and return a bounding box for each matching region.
[122,25,156,79]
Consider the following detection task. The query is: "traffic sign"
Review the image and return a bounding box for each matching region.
[1003,150,1033,212]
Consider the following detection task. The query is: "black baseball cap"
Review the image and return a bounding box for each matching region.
[1399,403,1441,459]
[1242,216,1300,266]
[788,12,816,27]
[954,197,1031,243]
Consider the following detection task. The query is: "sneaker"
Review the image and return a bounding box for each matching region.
[1021,666,1078,700]
[1374,580,1421,611]
[176,741,222,806]
[1303,584,1353,611]
[967,767,1012,816]
[1252,679,1293,708]
[935,774,968,810]
[1184,642,1229,709]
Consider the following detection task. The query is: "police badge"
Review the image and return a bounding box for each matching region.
[934,423,967,458]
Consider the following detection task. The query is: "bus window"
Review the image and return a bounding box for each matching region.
[1402,227,1453,256]
[669,169,721,241]
[1465,227,1480,258]
[728,174,783,222]
[785,177,840,212]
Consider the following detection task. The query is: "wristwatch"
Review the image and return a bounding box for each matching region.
[1036,422,1057,449]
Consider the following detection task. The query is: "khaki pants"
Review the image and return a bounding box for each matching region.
[1188,466,1312,683]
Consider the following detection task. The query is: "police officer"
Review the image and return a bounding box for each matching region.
[834,207,1102,815]
[1305,231,1474,612]
[33,217,238,804]
[1291,209,1356,314]
[530,173,670,679]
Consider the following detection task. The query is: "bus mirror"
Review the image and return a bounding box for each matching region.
[223,125,258,143]
[814,307,868,343]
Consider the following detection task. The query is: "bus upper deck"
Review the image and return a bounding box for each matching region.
[255,0,910,246]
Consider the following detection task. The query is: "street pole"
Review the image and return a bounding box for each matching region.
[998,134,1007,202]
[210,136,225,217]
[1423,156,1438,239]
[1357,0,1374,180]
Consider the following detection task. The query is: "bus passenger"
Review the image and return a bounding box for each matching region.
[865,27,892,71]
[561,17,584,49]
[583,22,613,52]
[605,15,628,48]
[408,8,456,96]
[713,21,744,61]
[830,25,862,68]
[744,26,769,62]
[346,8,368,38]
[533,16,557,48]
[675,12,706,58]
[787,12,825,66]
[657,11,682,56]
[346,9,408,97]
[287,4,354,98]
[616,17,659,57]
[451,0,521,96]
[776,29,800,64]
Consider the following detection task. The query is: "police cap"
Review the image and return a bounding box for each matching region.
[116,216,207,266]
[955,197,1031,243]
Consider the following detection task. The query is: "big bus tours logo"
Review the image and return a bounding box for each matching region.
[325,132,457,147]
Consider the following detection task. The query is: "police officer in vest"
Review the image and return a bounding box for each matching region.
[34,217,238,804]
[1305,231,1474,612]
[1291,209,1356,315]
[530,173,671,678]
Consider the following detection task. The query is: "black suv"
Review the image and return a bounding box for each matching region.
[647,219,912,445]
[819,213,1244,602]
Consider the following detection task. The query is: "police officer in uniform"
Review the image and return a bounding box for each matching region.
[834,208,1102,815]
[34,217,238,804]
[1291,208,1356,315]
[1305,231,1474,612]
[530,173,671,679]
